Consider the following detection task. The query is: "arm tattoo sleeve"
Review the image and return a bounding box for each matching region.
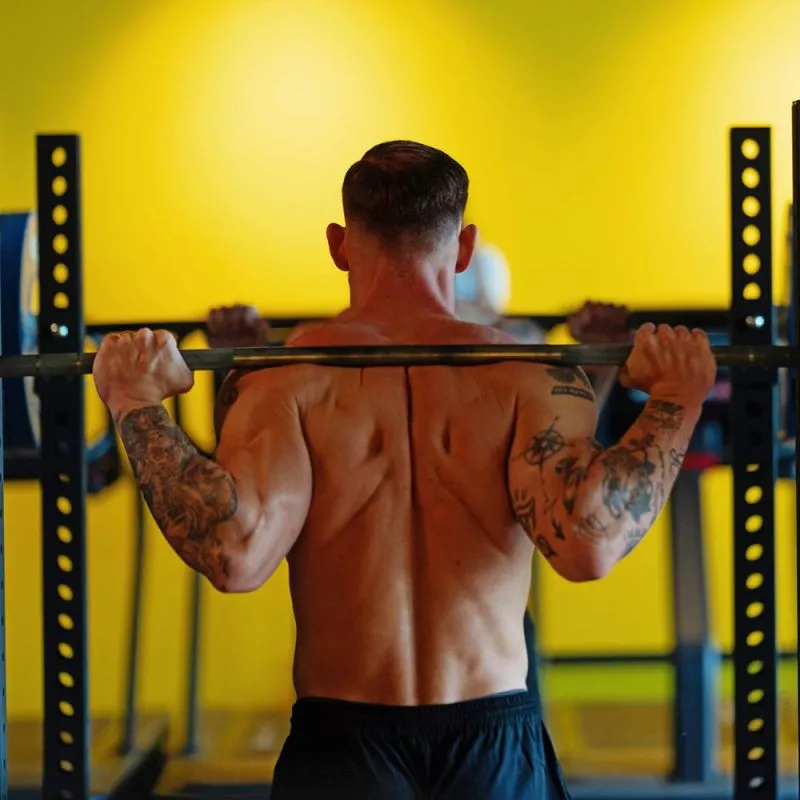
[515,397,698,567]
[117,405,240,585]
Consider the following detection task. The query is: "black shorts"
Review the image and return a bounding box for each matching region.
[271,691,571,799]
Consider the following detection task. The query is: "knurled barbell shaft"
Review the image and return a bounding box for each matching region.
[0,344,795,379]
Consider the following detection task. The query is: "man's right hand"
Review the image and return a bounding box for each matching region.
[207,305,270,349]
[619,323,717,402]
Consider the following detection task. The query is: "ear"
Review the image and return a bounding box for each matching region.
[326,223,349,272]
[455,224,478,274]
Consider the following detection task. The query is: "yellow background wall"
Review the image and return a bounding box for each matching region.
[1,0,799,723]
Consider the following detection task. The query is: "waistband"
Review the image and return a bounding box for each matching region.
[289,690,540,737]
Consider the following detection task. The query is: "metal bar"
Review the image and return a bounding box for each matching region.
[87,317,317,337]
[182,573,202,756]
[669,469,718,782]
[625,309,732,329]
[0,343,796,378]
[119,490,147,755]
[539,649,798,665]
[83,308,734,338]
[791,98,800,799]
[729,126,778,800]
[37,134,90,800]
[173,395,202,756]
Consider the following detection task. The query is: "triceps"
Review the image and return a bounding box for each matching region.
[510,418,603,559]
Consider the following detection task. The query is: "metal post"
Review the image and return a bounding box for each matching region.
[37,135,90,800]
[0,194,9,800]
[729,127,778,800]
[119,490,147,755]
[183,574,202,756]
[669,469,718,782]
[791,99,800,798]
[174,396,202,756]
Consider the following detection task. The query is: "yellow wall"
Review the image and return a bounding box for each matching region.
[1,0,799,720]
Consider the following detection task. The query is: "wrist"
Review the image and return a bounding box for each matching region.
[647,388,705,422]
[107,393,164,425]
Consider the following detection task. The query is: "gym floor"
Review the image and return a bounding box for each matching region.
[543,662,798,777]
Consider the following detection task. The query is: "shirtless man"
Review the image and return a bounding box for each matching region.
[206,280,629,702]
[92,140,716,799]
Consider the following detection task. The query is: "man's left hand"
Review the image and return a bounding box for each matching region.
[567,301,630,345]
[93,328,194,412]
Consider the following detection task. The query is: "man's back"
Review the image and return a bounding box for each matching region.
[92,137,718,799]
[240,315,542,705]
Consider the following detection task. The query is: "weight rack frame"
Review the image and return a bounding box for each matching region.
[37,134,91,800]
[792,99,800,800]
[0,112,791,800]
[729,127,779,800]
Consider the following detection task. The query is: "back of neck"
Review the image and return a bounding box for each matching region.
[348,260,453,318]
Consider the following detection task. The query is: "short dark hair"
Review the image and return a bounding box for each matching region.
[341,141,469,243]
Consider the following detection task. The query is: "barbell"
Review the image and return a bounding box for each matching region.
[0,343,796,379]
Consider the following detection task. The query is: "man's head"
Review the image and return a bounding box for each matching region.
[327,141,476,280]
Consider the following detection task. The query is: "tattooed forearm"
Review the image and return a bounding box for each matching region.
[620,528,647,559]
[600,439,656,522]
[117,405,240,586]
[582,398,690,556]
[669,448,685,478]
[641,399,685,430]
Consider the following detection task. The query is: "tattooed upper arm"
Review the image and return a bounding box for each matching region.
[508,365,697,581]
[544,366,596,404]
[507,365,604,580]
